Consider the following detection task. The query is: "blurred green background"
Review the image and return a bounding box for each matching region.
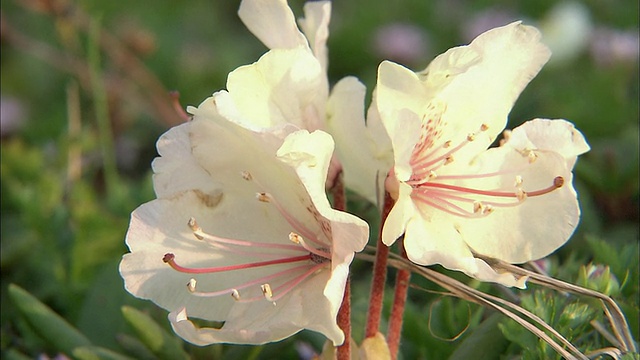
[1,0,638,359]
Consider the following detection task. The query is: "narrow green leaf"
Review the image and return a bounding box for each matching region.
[8,283,92,354]
[121,306,189,360]
[116,333,159,360]
[73,346,136,360]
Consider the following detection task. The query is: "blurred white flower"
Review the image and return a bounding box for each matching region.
[119,99,368,345]
[538,1,592,65]
[376,22,590,287]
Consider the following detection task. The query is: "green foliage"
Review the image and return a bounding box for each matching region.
[121,306,190,360]
[8,284,92,354]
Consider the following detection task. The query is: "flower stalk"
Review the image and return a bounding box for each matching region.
[365,191,395,338]
[332,173,351,360]
[387,242,410,360]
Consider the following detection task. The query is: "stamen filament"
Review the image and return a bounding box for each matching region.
[187,263,314,298]
[163,253,312,274]
[411,192,480,218]
[195,229,308,254]
[411,138,467,171]
[414,176,563,198]
[259,193,329,248]
[238,263,326,303]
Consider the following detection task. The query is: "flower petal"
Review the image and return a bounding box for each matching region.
[168,267,343,345]
[298,1,331,73]
[238,0,307,50]
[224,48,325,130]
[506,118,590,168]
[451,142,580,263]
[326,77,393,205]
[375,61,425,180]
[429,21,552,165]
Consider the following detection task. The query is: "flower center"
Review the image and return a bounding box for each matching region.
[162,171,331,305]
[407,119,564,218]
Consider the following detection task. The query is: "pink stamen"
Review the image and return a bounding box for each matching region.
[414,177,563,198]
[411,139,466,171]
[163,253,312,274]
[411,192,479,218]
[238,263,326,303]
[260,192,329,248]
[187,264,315,298]
[196,229,308,254]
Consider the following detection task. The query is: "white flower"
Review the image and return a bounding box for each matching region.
[228,0,393,205]
[119,98,368,345]
[377,22,590,287]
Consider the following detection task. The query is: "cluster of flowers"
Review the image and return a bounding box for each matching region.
[119,0,589,347]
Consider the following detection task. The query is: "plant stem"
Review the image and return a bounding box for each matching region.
[387,241,410,359]
[365,192,394,338]
[337,278,351,360]
[332,173,351,360]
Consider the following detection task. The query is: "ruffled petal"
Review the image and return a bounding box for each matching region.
[238,0,307,50]
[225,48,324,130]
[506,118,590,169]
[298,1,331,73]
[429,22,552,166]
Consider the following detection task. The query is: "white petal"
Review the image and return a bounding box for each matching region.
[298,1,331,73]
[453,146,579,263]
[225,48,324,129]
[326,77,393,206]
[375,61,424,180]
[238,0,307,50]
[277,130,369,256]
[399,203,526,287]
[506,118,590,169]
[431,22,552,165]
[381,182,414,245]
[168,267,344,345]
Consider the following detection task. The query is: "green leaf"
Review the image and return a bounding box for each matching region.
[116,333,158,360]
[73,346,136,360]
[121,306,189,360]
[8,283,92,354]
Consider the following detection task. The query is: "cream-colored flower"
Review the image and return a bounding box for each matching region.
[377,22,590,287]
[226,0,393,205]
[119,98,368,345]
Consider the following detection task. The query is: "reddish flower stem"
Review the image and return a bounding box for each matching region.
[365,192,395,338]
[332,173,351,360]
[336,278,351,360]
[387,242,411,360]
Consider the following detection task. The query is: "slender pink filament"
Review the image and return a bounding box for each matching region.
[163,253,312,274]
[264,193,329,248]
[414,178,562,198]
[411,192,478,218]
[188,264,315,298]
[411,139,466,170]
[197,231,307,254]
[238,263,326,303]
